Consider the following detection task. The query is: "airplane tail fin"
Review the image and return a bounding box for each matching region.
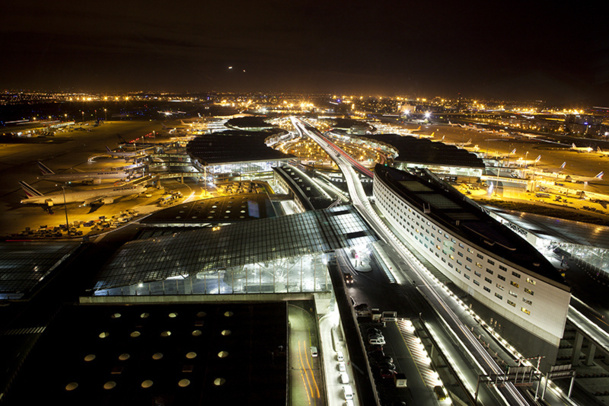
[19,181,43,197]
[37,161,55,175]
[431,132,435,137]
[572,143,576,149]
[598,147,603,153]
[106,146,113,153]
[596,171,604,179]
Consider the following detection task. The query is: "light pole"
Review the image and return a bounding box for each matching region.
[62,186,70,237]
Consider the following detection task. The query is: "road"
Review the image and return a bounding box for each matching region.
[292,117,568,405]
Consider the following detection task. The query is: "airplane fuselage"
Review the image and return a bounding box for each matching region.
[21,184,147,206]
[38,170,130,183]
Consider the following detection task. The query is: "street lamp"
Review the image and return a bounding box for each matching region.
[62,186,70,237]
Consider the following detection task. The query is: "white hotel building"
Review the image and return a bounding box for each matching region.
[373,164,571,347]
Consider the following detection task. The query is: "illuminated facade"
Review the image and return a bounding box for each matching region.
[373,165,571,346]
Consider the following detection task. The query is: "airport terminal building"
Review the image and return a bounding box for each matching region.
[373,164,571,347]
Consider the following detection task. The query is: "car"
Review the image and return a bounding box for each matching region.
[343,385,353,400]
[368,332,384,340]
[336,351,344,362]
[379,368,397,379]
[367,327,382,335]
[369,337,386,345]
[344,274,354,284]
[368,344,384,352]
[339,372,350,384]
[310,346,318,357]
[338,362,346,372]
[380,361,396,370]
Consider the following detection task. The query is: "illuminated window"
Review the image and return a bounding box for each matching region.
[496,283,504,291]
[510,281,519,288]
[507,300,516,307]
[526,278,536,285]
[524,288,534,296]
[521,307,531,315]
[523,298,532,305]
[509,290,517,298]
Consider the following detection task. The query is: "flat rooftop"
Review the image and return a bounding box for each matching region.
[3,302,287,406]
[375,164,567,287]
[142,193,276,226]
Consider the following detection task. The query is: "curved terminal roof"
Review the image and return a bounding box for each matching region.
[187,130,293,166]
[375,164,566,286]
[373,135,485,168]
[96,205,376,291]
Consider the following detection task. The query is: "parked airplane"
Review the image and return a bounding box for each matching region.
[571,143,593,153]
[105,145,154,158]
[19,181,147,207]
[442,138,472,147]
[37,161,133,185]
[597,147,609,156]
[413,131,434,139]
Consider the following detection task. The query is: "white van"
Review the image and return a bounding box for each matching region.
[339,372,350,384]
[336,351,344,362]
[338,362,346,372]
[343,385,353,400]
[369,337,386,345]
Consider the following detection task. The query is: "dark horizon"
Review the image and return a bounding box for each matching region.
[2,1,608,105]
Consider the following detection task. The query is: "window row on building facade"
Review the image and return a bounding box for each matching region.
[374,181,537,318]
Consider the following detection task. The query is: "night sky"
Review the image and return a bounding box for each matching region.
[2,0,608,104]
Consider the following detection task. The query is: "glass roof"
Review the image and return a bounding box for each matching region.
[96,205,376,290]
[0,242,78,299]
